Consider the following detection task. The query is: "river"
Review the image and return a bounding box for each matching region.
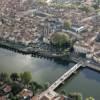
[0,48,100,99]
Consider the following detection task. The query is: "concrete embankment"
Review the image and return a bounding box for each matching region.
[87,63,100,72]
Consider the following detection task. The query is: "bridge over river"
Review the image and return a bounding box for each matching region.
[39,60,100,100]
[48,61,84,91]
[39,61,84,100]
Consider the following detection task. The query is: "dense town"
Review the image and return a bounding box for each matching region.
[0,0,100,100]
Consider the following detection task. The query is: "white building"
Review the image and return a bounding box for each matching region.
[93,52,100,63]
[71,25,86,33]
[74,41,91,54]
[43,37,50,44]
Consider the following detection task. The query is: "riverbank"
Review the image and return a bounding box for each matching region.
[0,39,72,62]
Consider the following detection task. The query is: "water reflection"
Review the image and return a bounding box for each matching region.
[82,68,100,82]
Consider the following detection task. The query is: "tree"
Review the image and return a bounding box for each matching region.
[43,82,50,91]
[11,83,23,95]
[50,32,71,48]
[10,73,19,81]
[80,6,94,13]
[86,97,95,100]
[0,72,9,82]
[93,4,99,9]
[9,93,19,100]
[30,81,43,95]
[64,20,72,29]
[20,72,32,86]
[96,0,100,8]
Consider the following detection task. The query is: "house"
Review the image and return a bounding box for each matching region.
[19,89,33,100]
[0,84,12,100]
[84,0,94,5]
[93,52,100,63]
[3,85,12,94]
[0,96,6,100]
[74,41,91,54]
[40,96,49,100]
[71,25,86,33]
[32,96,39,100]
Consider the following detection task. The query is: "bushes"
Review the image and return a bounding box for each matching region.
[68,92,83,100]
